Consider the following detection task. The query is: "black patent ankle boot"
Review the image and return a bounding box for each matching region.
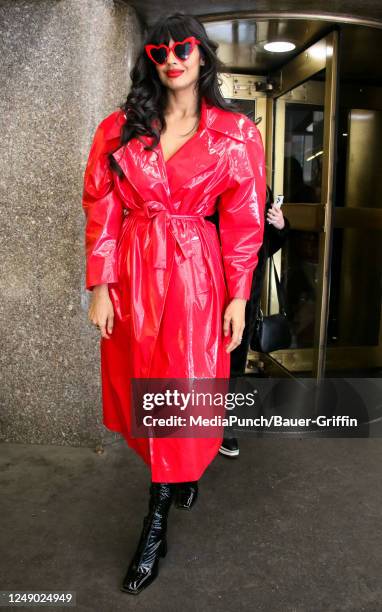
[174,481,198,510]
[120,482,175,595]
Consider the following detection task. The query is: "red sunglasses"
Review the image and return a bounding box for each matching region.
[145,36,201,66]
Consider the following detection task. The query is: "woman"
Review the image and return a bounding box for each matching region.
[218,185,290,457]
[82,12,266,594]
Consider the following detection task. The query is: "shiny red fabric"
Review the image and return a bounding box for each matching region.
[82,97,266,482]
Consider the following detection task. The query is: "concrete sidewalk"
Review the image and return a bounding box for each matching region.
[1,437,381,611]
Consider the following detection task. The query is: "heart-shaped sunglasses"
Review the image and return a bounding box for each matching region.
[145,36,201,66]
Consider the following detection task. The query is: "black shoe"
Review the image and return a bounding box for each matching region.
[219,437,239,458]
[174,481,198,510]
[120,483,174,595]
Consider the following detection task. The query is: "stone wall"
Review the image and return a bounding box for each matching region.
[0,0,142,446]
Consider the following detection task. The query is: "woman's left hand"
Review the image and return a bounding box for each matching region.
[223,298,246,353]
[267,204,285,230]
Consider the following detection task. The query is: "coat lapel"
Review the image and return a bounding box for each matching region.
[111,133,172,206]
[110,97,247,205]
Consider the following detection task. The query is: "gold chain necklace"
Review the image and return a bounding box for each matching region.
[177,117,199,138]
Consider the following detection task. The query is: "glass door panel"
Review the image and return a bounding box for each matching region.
[261,32,338,379]
[325,84,382,376]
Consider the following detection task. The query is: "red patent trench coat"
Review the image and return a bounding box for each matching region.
[82,96,266,482]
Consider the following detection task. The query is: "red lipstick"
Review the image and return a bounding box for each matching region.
[166,70,184,78]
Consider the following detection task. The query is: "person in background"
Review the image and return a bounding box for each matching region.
[217,185,290,457]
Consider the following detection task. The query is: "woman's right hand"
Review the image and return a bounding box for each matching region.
[88,284,114,339]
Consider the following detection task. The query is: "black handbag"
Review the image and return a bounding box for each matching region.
[250,256,292,353]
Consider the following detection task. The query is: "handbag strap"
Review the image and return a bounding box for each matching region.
[269,256,287,315]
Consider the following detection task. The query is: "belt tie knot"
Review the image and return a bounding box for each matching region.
[128,202,204,270]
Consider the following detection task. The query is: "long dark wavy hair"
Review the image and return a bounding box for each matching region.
[108,12,242,178]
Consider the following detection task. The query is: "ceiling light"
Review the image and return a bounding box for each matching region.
[263,41,296,53]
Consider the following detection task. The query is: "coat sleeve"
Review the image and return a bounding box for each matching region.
[217,121,267,300]
[82,117,124,291]
[268,215,290,257]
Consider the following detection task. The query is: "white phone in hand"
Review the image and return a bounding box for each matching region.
[273,195,284,209]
